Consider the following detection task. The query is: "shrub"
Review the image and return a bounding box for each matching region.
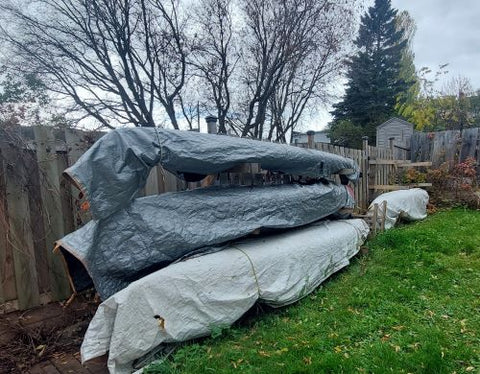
[427,157,480,209]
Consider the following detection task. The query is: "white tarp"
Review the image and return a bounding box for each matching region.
[369,188,429,229]
[81,219,369,373]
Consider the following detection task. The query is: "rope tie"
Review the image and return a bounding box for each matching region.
[232,245,262,298]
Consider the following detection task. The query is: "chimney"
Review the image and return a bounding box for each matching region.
[205,116,218,134]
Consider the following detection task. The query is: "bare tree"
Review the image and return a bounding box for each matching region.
[185,0,237,134]
[0,0,188,128]
[1,0,358,135]
[236,0,356,140]
[267,1,355,142]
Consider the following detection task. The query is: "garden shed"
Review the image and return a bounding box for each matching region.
[376,117,414,158]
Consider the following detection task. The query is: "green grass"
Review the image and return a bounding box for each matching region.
[144,209,480,374]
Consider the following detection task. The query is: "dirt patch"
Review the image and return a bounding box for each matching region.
[0,293,99,373]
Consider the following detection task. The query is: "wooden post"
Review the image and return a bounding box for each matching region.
[306,130,315,149]
[362,136,370,208]
[0,147,16,305]
[1,142,40,309]
[389,137,394,152]
[33,126,72,300]
[371,203,378,236]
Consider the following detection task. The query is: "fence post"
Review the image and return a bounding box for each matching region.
[362,136,371,206]
[307,130,315,149]
[33,126,72,301]
[389,137,394,152]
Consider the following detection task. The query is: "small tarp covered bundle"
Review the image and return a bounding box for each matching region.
[57,182,354,299]
[63,127,360,220]
[368,188,429,229]
[81,219,370,374]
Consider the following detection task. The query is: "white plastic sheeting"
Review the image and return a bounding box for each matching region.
[81,219,369,373]
[369,188,429,229]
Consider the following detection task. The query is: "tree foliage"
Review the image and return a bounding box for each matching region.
[329,0,411,146]
[0,71,52,127]
[400,67,480,131]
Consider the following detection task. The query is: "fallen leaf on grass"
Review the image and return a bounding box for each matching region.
[258,350,271,357]
[275,348,288,355]
[303,356,312,365]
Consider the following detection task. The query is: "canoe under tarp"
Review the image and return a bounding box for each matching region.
[57,182,355,299]
[80,218,369,374]
[64,128,360,220]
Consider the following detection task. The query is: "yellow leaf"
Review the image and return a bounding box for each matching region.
[258,350,271,357]
[334,346,342,353]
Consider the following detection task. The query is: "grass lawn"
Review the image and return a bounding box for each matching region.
[144,209,480,374]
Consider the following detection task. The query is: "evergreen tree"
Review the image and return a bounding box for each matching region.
[329,0,411,144]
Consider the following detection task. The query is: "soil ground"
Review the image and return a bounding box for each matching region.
[0,294,108,374]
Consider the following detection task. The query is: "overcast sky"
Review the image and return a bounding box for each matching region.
[391,0,480,90]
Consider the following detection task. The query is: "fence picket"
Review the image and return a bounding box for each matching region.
[2,143,40,310]
[33,127,72,300]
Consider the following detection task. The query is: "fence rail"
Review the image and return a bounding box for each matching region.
[1,126,397,312]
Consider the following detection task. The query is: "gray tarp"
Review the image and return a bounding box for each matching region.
[64,128,360,220]
[57,182,354,299]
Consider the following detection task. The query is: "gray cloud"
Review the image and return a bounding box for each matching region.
[392,0,480,90]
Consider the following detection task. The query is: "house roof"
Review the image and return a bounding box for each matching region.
[377,117,414,130]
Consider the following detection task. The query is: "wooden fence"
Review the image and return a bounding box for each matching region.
[411,128,480,170]
[1,126,402,312]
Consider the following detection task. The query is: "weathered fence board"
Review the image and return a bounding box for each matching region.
[460,128,479,161]
[2,144,40,310]
[411,128,480,172]
[34,127,71,301]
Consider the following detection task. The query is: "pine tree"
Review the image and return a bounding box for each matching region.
[330,0,410,144]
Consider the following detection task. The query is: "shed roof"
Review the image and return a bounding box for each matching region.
[377,117,414,130]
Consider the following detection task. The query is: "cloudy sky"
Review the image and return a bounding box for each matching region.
[391,0,480,90]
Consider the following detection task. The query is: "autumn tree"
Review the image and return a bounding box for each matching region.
[0,71,51,128]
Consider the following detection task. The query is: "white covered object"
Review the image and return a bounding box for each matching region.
[369,188,429,230]
[81,219,369,373]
